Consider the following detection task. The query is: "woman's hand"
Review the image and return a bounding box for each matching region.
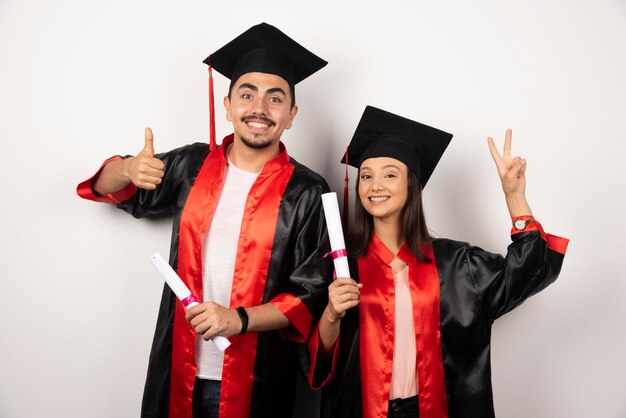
[487,129,526,197]
[487,129,533,217]
[317,278,363,358]
[324,278,363,324]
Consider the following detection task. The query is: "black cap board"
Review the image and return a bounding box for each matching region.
[203,22,327,89]
[341,106,453,188]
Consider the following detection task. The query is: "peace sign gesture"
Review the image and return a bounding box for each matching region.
[487,129,533,217]
[487,129,527,197]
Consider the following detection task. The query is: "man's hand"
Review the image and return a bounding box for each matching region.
[93,127,166,195]
[124,128,165,190]
[186,302,243,340]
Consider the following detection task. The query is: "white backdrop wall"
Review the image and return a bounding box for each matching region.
[1,1,625,417]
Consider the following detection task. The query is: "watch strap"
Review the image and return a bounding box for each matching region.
[236,306,249,334]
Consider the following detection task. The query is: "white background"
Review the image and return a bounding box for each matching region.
[1,1,625,417]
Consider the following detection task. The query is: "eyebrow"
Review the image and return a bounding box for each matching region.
[238,83,258,92]
[360,164,402,171]
[237,84,286,97]
[266,87,287,96]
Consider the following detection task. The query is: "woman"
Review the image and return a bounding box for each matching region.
[307,106,568,418]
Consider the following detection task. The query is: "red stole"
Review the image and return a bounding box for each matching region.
[169,135,294,418]
[358,234,449,418]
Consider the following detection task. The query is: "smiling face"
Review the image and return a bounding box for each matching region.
[224,72,298,151]
[358,156,409,224]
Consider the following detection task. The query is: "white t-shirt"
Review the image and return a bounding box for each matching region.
[195,154,259,380]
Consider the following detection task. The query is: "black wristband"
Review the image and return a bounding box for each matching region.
[236,306,249,334]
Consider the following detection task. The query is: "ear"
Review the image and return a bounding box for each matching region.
[224,96,232,122]
[285,104,299,130]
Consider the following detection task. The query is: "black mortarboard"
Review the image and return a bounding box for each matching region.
[203,22,327,89]
[341,106,453,188]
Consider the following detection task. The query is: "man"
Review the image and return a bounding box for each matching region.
[77,23,331,418]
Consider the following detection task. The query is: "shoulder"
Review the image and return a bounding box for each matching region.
[431,236,506,267]
[431,236,471,252]
[286,157,331,197]
[157,142,209,163]
[154,143,210,180]
[289,157,329,190]
[431,237,473,262]
[177,142,210,160]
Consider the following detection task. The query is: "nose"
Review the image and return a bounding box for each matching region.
[371,180,383,192]
[251,96,268,115]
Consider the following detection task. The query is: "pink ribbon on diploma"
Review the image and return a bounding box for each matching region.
[324,248,347,260]
[324,249,348,279]
[181,294,199,307]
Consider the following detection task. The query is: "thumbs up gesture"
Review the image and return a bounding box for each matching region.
[125,128,166,190]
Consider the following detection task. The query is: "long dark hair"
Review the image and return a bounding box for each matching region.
[347,170,432,263]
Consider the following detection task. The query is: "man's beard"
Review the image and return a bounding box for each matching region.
[239,134,277,150]
[239,114,278,149]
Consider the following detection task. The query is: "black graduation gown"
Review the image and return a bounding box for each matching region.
[307,224,568,418]
[77,135,332,418]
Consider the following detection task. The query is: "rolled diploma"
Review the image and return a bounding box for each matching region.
[321,192,351,278]
[150,252,231,351]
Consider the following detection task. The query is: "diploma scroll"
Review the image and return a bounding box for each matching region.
[149,252,231,352]
[321,192,351,279]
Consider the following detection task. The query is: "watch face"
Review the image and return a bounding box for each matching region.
[514,219,526,230]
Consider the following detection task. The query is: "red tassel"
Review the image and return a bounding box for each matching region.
[208,63,216,152]
[342,146,349,237]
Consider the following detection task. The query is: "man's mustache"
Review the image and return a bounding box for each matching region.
[241,114,276,126]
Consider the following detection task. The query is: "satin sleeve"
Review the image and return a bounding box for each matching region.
[303,322,341,389]
[269,180,334,342]
[466,220,569,320]
[76,143,209,218]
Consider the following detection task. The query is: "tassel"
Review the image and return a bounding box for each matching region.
[342,146,349,237]
[208,62,216,152]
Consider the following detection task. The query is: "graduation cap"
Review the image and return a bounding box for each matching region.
[339,106,453,229]
[341,105,453,187]
[202,23,328,150]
